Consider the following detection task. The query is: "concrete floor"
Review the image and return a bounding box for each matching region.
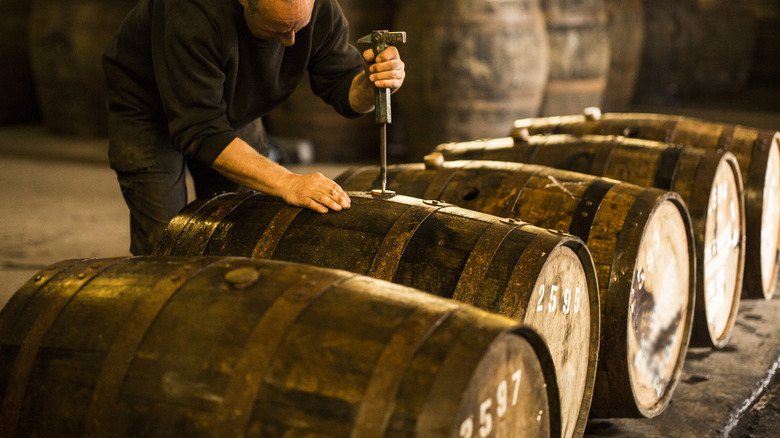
[1,87,779,436]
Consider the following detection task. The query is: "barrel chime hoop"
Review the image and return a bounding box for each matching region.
[84,258,222,437]
[715,125,736,152]
[421,168,459,201]
[0,258,125,437]
[367,203,441,281]
[351,304,458,438]
[250,204,304,259]
[183,194,253,256]
[653,147,684,190]
[153,196,214,256]
[0,259,77,335]
[498,232,555,320]
[568,179,617,243]
[747,131,773,186]
[216,272,358,437]
[452,221,519,305]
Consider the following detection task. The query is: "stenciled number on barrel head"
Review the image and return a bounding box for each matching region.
[459,369,523,438]
[535,284,581,315]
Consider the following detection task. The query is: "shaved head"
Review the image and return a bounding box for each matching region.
[239,0,314,46]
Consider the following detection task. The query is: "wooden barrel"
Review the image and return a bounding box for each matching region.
[688,0,756,95]
[633,0,700,105]
[154,191,598,438]
[337,160,695,419]
[601,0,644,111]
[394,0,549,160]
[0,257,561,437]
[512,111,780,301]
[538,0,610,116]
[435,134,746,350]
[262,0,393,162]
[28,0,136,137]
[0,0,41,124]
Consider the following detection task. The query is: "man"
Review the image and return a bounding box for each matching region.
[102,0,405,255]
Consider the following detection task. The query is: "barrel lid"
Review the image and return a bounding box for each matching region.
[759,136,780,298]
[450,328,559,438]
[524,244,595,438]
[701,154,745,347]
[627,198,694,416]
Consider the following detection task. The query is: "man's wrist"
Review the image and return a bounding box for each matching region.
[348,71,375,114]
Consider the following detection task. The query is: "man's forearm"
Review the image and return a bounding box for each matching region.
[211,137,294,196]
[211,137,351,213]
[349,70,375,114]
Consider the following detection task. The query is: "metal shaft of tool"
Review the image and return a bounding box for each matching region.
[377,86,391,193]
[380,123,388,192]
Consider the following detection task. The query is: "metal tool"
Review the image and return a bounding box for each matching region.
[358,30,406,197]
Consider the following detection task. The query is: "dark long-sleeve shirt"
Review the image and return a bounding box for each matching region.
[102,0,364,169]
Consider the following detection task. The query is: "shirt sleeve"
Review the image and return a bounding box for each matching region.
[306,0,365,119]
[150,0,236,165]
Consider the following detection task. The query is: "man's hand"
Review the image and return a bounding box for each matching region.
[278,172,351,213]
[349,46,405,114]
[363,46,405,92]
[212,138,350,213]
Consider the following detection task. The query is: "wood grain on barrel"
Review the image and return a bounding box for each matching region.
[154,192,594,438]
[337,160,695,420]
[0,257,560,437]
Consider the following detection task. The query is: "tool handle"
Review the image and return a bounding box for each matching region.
[358,30,406,124]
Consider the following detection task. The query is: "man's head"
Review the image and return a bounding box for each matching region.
[238,0,314,46]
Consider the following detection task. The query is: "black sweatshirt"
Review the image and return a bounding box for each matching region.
[102,0,364,169]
